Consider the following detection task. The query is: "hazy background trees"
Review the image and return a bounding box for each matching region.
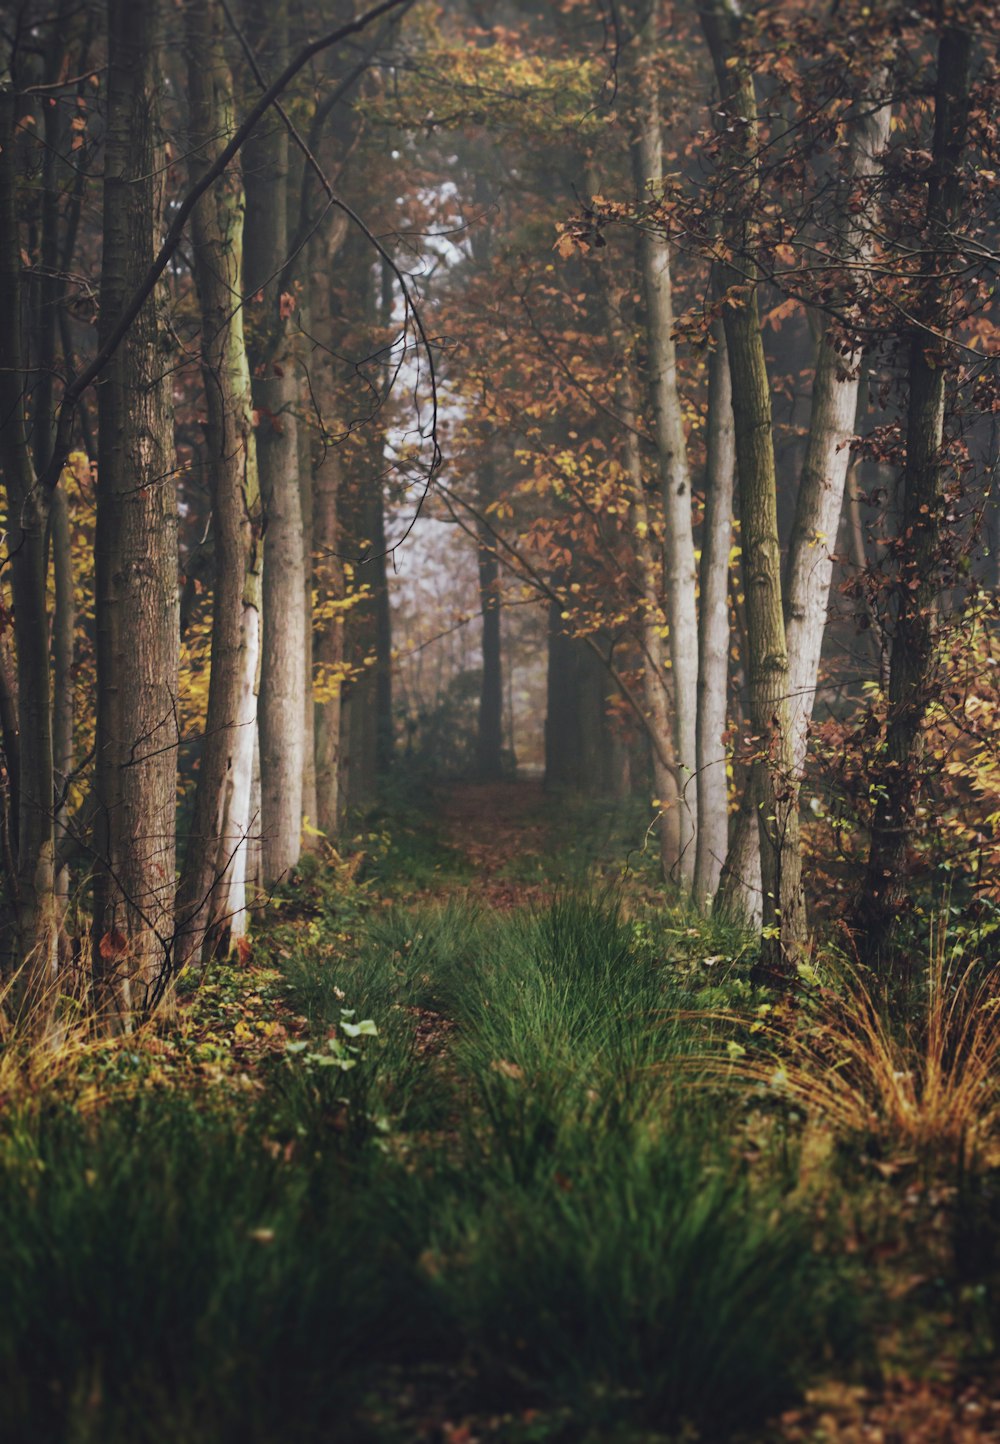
[1,0,997,1024]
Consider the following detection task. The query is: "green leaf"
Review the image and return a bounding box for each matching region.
[340,1018,378,1038]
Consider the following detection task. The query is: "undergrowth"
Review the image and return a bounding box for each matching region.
[2,801,998,1441]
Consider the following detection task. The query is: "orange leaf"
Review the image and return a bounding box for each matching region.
[99,930,128,961]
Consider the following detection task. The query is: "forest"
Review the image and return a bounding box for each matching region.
[2,0,1000,1438]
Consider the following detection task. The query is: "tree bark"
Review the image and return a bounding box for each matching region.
[298,287,318,843]
[597,255,681,874]
[243,0,306,886]
[51,483,74,913]
[306,193,352,836]
[372,458,394,780]
[698,0,806,967]
[784,89,891,775]
[313,448,344,835]
[859,25,972,963]
[544,602,625,800]
[93,0,179,1022]
[713,761,763,927]
[694,320,736,906]
[175,0,263,970]
[476,508,504,781]
[629,0,699,880]
[0,83,58,992]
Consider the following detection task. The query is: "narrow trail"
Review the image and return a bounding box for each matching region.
[433,780,551,909]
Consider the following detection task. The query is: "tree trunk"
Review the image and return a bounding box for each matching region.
[694,320,736,907]
[476,514,504,781]
[307,202,351,837]
[629,0,699,881]
[784,90,891,775]
[597,254,681,875]
[713,762,763,927]
[0,84,58,993]
[243,0,305,885]
[698,0,805,968]
[859,26,972,963]
[94,0,179,1022]
[313,449,344,835]
[298,286,318,843]
[544,602,622,798]
[51,483,74,913]
[175,0,263,969]
[372,470,394,779]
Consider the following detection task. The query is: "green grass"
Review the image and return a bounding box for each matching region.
[0,1097,444,1443]
[435,1132,860,1436]
[1,890,874,1442]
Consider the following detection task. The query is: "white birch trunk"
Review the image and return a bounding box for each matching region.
[693,321,736,907]
[784,91,891,775]
[629,1,699,885]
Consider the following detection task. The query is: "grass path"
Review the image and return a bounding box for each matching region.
[3,784,1000,1442]
[433,781,551,907]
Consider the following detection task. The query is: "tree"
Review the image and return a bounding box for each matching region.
[241,0,306,888]
[697,0,806,966]
[93,0,180,1022]
[858,21,974,962]
[0,69,59,992]
[626,0,699,880]
[175,0,263,969]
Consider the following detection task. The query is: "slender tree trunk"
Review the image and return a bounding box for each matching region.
[545,598,576,789]
[784,90,891,776]
[598,256,681,874]
[93,0,179,1022]
[313,447,344,833]
[175,0,263,969]
[544,604,620,796]
[372,471,394,779]
[308,205,351,836]
[0,85,58,992]
[337,246,392,814]
[699,0,805,967]
[694,320,736,906]
[374,260,395,780]
[713,762,763,927]
[629,1,699,880]
[51,483,74,912]
[30,38,76,924]
[243,0,305,885]
[476,508,504,781]
[859,26,972,962]
[299,289,318,842]
[0,629,20,856]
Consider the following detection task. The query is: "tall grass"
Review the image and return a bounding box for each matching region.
[434,1130,862,1436]
[2,893,870,1441]
[696,921,1000,1165]
[0,1096,444,1443]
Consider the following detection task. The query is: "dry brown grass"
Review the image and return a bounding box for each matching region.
[691,923,1000,1164]
[0,955,154,1115]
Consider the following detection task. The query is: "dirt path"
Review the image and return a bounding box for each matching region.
[433,780,550,908]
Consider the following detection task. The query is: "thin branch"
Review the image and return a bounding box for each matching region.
[38,0,414,496]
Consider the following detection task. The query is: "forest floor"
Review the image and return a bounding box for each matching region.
[2,779,1000,1442]
[394,782,1000,1444]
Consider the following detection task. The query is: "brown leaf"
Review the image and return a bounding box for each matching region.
[99,930,128,961]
